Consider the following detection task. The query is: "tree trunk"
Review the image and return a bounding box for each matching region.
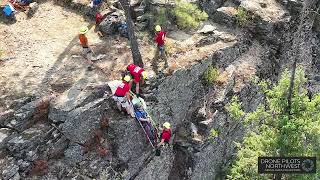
[120,0,144,67]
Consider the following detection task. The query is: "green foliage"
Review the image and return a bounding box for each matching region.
[173,0,208,29]
[227,67,320,179]
[203,65,219,85]
[142,8,168,32]
[210,128,219,139]
[155,8,167,27]
[226,96,245,120]
[235,7,250,27]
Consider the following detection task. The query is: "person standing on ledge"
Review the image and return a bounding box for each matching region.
[154,25,168,68]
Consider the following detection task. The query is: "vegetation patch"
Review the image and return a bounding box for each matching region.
[235,7,250,27]
[227,68,320,179]
[173,0,208,29]
[203,65,219,85]
[226,96,245,120]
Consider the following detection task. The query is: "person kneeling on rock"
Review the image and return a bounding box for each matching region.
[157,122,171,147]
[126,64,148,96]
[112,75,134,117]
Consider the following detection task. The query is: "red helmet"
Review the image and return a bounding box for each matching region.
[127,64,135,71]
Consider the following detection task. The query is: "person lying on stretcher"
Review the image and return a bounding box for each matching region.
[134,103,150,123]
[134,103,156,142]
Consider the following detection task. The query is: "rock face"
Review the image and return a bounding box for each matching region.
[99,11,125,35]
[199,0,225,17]
[61,97,109,144]
[1,0,319,179]
[49,80,107,123]
[313,12,320,32]
[2,164,19,180]
[212,6,237,27]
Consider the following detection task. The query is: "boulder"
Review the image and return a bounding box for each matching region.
[197,24,216,34]
[99,11,125,36]
[238,0,288,40]
[61,96,110,144]
[195,35,221,47]
[49,80,107,123]
[212,7,237,27]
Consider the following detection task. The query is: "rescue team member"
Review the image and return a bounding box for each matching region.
[95,13,104,37]
[154,25,168,67]
[126,64,148,95]
[79,26,95,68]
[157,122,171,147]
[113,75,134,117]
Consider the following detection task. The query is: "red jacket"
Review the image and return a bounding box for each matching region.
[114,81,130,96]
[127,64,144,83]
[155,31,166,46]
[161,129,171,143]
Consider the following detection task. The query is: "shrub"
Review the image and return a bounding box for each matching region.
[173,0,208,29]
[226,96,245,120]
[235,7,250,27]
[210,128,219,139]
[203,65,219,85]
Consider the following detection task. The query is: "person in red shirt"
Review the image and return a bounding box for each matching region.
[126,64,148,95]
[154,25,168,68]
[95,12,105,37]
[157,122,171,147]
[113,75,134,117]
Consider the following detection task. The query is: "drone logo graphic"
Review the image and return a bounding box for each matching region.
[301,159,314,172]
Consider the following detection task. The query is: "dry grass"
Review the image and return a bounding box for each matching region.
[215,71,229,86]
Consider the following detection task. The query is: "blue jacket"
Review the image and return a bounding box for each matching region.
[135,110,147,121]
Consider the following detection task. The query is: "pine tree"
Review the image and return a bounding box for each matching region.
[227,67,320,180]
[119,0,144,67]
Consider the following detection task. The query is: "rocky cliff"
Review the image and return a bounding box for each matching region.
[1,0,320,179]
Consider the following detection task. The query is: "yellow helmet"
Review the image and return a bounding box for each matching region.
[79,26,89,34]
[123,75,131,82]
[141,71,148,80]
[155,25,161,32]
[163,122,171,129]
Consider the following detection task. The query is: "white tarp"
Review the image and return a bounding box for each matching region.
[107,80,122,95]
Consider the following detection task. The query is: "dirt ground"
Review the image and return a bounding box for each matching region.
[0,1,237,111]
